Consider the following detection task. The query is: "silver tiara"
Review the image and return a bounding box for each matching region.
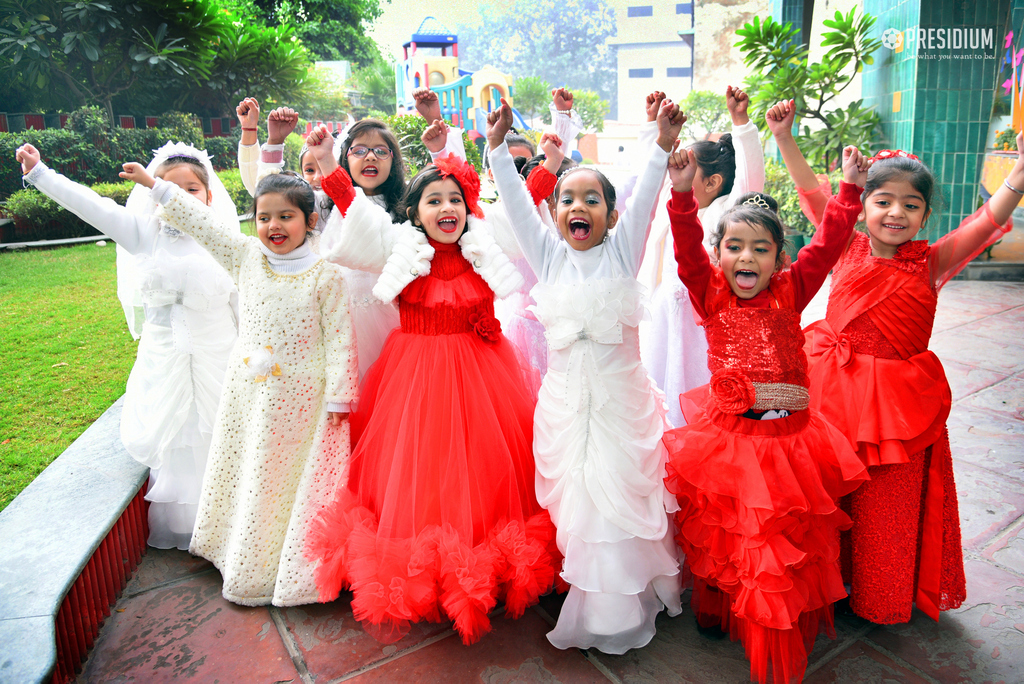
[743,195,772,211]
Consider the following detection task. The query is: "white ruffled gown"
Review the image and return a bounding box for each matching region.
[24,162,238,550]
[637,119,765,427]
[491,141,682,654]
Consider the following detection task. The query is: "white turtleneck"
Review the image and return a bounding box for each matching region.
[258,240,320,274]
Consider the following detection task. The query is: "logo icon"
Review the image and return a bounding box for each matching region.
[882,28,904,50]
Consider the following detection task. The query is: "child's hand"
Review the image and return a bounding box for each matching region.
[655,99,685,152]
[236,97,260,129]
[15,143,41,175]
[413,87,442,124]
[726,85,750,126]
[764,98,796,139]
[305,124,339,175]
[421,118,448,154]
[119,162,156,189]
[486,98,514,150]
[551,87,573,112]
[539,132,565,173]
[645,91,666,123]
[668,148,698,193]
[841,145,871,187]
[267,107,298,145]
[329,411,348,426]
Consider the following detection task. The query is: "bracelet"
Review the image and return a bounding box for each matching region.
[1004,178,1024,194]
[242,127,258,131]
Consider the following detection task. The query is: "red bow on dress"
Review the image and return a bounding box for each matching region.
[871,149,920,162]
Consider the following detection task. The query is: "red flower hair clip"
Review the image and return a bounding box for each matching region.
[433,153,484,219]
[871,149,920,162]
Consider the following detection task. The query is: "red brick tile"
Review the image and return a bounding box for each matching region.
[123,548,214,596]
[941,360,1009,402]
[981,516,1024,575]
[804,639,931,683]
[952,460,1024,552]
[947,406,1024,482]
[79,571,297,683]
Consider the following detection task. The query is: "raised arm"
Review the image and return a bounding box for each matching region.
[18,145,154,254]
[765,98,830,227]
[667,148,713,319]
[789,146,869,310]
[724,85,765,201]
[237,97,261,195]
[550,88,583,155]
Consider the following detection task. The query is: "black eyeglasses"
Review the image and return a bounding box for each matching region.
[347,145,392,159]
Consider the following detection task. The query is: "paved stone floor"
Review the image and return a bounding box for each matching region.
[76,281,1024,684]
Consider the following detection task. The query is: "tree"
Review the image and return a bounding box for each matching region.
[514,76,551,124]
[349,57,396,117]
[680,90,727,141]
[735,8,883,170]
[455,0,617,115]
[0,0,229,123]
[541,87,609,134]
[291,64,353,121]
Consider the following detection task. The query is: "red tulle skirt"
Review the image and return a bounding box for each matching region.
[308,328,561,645]
[664,398,869,684]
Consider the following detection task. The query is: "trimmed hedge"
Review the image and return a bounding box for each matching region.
[2,181,135,242]
[216,168,251,216]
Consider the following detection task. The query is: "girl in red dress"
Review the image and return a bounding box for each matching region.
[301,125,561,646]
[803,133,1022,625]
[662,144,872,683]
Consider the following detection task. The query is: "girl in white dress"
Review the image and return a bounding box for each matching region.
[121,165,359,607]
[487,97,685,654]
[17,141,238,551]
[639,86,765,427]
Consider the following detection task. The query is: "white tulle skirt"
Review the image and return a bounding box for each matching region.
[119,306,236,550]
[640,268,711,428]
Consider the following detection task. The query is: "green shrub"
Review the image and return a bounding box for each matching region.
[762,159,842,237]
[204,136,237,171]
[90,181,135,206]
[156,112,205,148]
[0,129,115,201]
[217,168,250,216]
[2,188,101,241]
[284,132,306,172]
[373,114,483,176]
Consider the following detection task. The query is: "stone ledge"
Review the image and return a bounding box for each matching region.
[0,398,146,683]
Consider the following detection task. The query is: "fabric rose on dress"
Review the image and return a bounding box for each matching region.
[468,312,502,344]
[710,368,756,414]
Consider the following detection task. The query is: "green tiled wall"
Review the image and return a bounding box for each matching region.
[864,0,1010,239]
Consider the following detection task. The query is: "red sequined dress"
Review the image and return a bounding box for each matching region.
[663,184,869,684]
[309,240,561,645]
[804,205,1010,624]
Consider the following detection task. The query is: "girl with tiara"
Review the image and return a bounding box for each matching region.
[16,141,239,551]
[789,101,1020,625]
[236,98,400,379]
[120,160,358,607]
[661,142,871,683]
[488,97,685,654]
[640,86,765,427]
[305,124,561,646]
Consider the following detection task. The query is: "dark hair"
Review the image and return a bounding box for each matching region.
[520,153,576,183]
[690,133,736,199]
[338,119,406,220]
[483,128,536,171]
[713,191,788,267]
[553,167,617,218]
[155,155,210,192]
[400,165,467,236]
[863,156,936,215]
[250,172,317,229]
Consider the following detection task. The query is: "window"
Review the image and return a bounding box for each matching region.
[676,3,693,13]
[629,68,654,78]
[667,67,692,77]
[627,6,653,17]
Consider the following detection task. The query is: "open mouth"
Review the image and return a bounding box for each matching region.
[437,216,459,234]
[568,217,592,241]
[269,233,288,246]
[361,166,378,177]
[882,222,906,232]
[734,269,759,290]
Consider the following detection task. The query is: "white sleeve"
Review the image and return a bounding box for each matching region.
[483,200,524,260]
[24,162,153,254]
[428,127,467,162]
[725,120,765,202]
[238,142,259,196]
[489,142,559,279]
[608,145,670,276]
[550,104,583,153]
[319,190,399,273]
[255,143,286,187]
[615,119,659,213]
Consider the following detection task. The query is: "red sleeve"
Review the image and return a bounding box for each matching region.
[526,166,557,206]
[790,181,862,311]
[928,202,1012,290]
[321,166,357,216]
[669,189,713,320]
[796,178,832,228]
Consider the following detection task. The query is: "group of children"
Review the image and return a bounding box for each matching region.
[16,80,1021,681]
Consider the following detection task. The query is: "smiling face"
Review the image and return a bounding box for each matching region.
[863,179,930,258]
[412,177,467,244]
[160,165,212,206]
[346,131,394,195]
[300,149,322,190]
[255,191,316,255]
[555,170,618,251]
[714,220,781,299]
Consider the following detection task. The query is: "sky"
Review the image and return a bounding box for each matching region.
[367,0,484,61]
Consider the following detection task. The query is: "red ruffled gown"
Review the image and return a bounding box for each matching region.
[663,183,870,684]
[804,204,1011,624]
[308,239,561,645]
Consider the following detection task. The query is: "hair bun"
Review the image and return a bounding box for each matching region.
[717,133,735,156]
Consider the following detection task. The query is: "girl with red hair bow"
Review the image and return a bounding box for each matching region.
[302,125,562,646]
